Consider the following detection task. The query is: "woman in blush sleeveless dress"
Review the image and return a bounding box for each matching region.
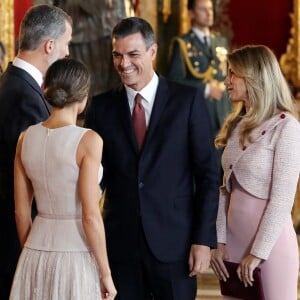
[211,45,300,300]
[10,58,116,300]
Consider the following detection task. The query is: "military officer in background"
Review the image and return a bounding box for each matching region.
[168,0,231,180]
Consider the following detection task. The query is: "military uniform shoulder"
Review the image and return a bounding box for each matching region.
[178,30,196,42]
[211,31,228,41]
[210,30,223,37]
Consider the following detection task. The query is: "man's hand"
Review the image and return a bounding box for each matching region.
[188,244,211,276]
[209,80,225,101]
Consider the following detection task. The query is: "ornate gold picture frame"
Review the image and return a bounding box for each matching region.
[280,0,300,93]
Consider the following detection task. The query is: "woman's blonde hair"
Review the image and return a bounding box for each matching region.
[215,45,297,148]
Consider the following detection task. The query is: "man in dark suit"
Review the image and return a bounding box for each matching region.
[168,0,231,179]
[0,5,72,299]
[85,17,219,300]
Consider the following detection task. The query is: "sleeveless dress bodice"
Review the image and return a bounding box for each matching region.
[21,123,103,251]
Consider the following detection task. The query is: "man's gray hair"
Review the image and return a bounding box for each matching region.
[19,4,72,51]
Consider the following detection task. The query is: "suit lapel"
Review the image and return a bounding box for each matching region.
[23,71,51,115]
[143,77,169,150]
[8,64,50,115]
[117,77,170,155]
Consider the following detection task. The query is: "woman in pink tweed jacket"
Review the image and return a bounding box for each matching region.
[211,45,300,300]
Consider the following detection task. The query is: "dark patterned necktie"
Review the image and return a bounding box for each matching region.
[132,93,146,150]
[203,35,208,46]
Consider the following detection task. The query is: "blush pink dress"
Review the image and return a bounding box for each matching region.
[10,123,103,300]
[224,174,299,300]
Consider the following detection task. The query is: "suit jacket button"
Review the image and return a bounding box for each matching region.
[139,182,144,189]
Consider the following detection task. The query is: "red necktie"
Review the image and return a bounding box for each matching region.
[132,93,146,150]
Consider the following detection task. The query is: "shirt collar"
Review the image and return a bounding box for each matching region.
[192,27,210,42]
[125,72,159,104]
[13,57,43,87]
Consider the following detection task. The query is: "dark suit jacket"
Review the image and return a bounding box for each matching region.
[0,63,50,276]
[85,76,219,263]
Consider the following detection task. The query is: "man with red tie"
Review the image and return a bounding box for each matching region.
[85,17,219,300]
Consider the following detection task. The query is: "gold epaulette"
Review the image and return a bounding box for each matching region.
[172,37,215,83]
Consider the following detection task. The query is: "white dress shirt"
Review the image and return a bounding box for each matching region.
[13,57,43,87]
[191,27,211,98]
[125,72,159,127]
[192,27,211,46]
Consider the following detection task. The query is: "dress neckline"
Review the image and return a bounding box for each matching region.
[40,122,76,130]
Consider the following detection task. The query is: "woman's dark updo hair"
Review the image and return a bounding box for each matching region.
[44,58,90,108]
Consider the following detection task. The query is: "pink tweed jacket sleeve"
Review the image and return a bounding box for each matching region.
[216,113,300,260]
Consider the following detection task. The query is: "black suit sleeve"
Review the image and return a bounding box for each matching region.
[189,88,219,247]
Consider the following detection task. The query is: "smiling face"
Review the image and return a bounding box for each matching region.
[224,65,249,106]
[112,32,157,91]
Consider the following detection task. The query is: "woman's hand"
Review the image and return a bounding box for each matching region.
[210,243,229,281]
[100,275,117,299]
[237,254,262,287]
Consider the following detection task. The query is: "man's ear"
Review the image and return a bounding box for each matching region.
[44,39,55,54]
[150,43,158,60]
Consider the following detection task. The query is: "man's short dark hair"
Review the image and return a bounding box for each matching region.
[112,17,155,50]
[188,0,196,10]
[188,0,213,10]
